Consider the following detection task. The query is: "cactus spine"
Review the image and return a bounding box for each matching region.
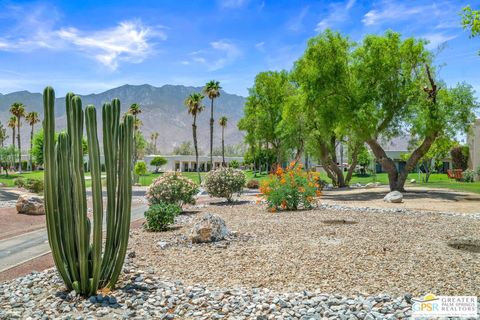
[43,86,134,296]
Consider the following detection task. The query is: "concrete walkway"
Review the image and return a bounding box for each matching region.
[0,205,147,272]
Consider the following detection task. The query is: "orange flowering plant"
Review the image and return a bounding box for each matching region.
[259,163,321,211]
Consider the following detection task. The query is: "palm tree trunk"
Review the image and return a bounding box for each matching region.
[209,98,214,171]
[29,124,34,171]
[11,128,15,149]
[221,126,225,166]
[17,119,21,172]
[193,115,201,184]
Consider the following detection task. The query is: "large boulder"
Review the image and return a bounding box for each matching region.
[383,191,403,203]
[365,182,376,189]
[190,213,229,243]
[16,194,44,215]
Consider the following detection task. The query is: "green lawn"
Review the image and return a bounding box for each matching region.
[4,170,480,194]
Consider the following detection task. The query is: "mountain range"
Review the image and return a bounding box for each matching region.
[0,84,246,154]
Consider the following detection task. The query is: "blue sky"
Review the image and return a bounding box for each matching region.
[0,0,479,97]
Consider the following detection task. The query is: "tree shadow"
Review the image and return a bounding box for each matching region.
[210,200,250,206]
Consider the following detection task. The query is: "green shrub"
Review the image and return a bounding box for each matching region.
[146,171,198,207]
[134,161,147,176]
[14,177,25,188]
[229,160,239,169]
[451,146,469,170]
[463,169,475,182]
[144,202,181,231]
[246,179,259,189]
[25,178,44,193]
[205,167,246,202]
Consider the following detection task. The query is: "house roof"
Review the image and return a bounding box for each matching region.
[379,136,411,152]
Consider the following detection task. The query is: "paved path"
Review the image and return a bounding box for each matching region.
[0,205,147,273]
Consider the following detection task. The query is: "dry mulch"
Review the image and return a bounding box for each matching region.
[131,201,480,296]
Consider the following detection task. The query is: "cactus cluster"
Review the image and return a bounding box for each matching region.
[43,86,134,296]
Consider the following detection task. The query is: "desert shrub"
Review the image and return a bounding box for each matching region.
[14,177,25,188]
[134,161,147,176]
[260,163,320,211]
[451,146,469,170]
[146,171,198,207]
[25,178,44,193]
[246,179,259,189]
[204,167,246,202]
[144,202,181,231]
[229,160,240,169]
[463,169,475,182]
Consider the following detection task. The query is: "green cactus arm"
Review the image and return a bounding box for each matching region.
[43,86,73,288]
[56,133,79,282]
[85,105,104,295]
[107,114,133,288]
[70,95,90,294]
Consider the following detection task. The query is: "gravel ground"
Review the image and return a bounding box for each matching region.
[132,200,480,296]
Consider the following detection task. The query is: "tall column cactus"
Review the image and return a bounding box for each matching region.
[43,86,134,296]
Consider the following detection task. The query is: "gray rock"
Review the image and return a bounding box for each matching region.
[16,194,44,215]
[365,183,376,189]
[383,191,403,203]
[189,213,230,243]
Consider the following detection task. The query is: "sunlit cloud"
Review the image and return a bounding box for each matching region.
[189,40,242,71]
[219,0,249,9]
[315,0,356,32]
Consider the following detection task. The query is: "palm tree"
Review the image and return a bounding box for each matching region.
[7,117,16,148]
[150,132,159,154]
[9,102,25,172]
[219,116,228,166]
[25,111,40,171]
[184,93,205,183]
[203,80,222,170]
[128,103,142,163]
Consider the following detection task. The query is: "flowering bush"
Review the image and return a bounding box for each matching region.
[259,163,321,211]
[146,171,199,207]
[204,167,246,202]
[144,202,181,231]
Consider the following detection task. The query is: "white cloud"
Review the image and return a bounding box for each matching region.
[189,40,242,71]
[219,0,249,9]
[361,1,459,28]
[57,21,164,70]
[0,5,165,70]
[315,0,356,32]
[422,33,457,49]
[287,6,310,32]
[255,41,265,52]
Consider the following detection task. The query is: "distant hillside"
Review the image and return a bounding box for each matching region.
[0,84,246,153]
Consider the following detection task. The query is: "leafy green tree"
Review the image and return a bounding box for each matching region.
[25,111,40,171]
[0,122,8,148]
[292,30,360,187]
[348,31,478,191]
[462,5,480,54]
[0,146,17,176]
[150,156,167,172]
[203,80,222,169]
[32,129,87,166]
[148,132,159,154]
[218,116,228,166]
[173,141,196,155]
[135,131,147,160]
[239,70,295,167]
[9,102,25,172]
[184,93,205,182]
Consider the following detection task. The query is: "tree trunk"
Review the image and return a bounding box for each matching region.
[345,145,360,185]
[29,124,34,171]
[319,140,346,187]
[366,138,401,191]
[192,115,201,184]
[221,126,225,166]
[11,128,15,149]
[209,98,214,170]
[292,141,304,166]
[17,119,21,172]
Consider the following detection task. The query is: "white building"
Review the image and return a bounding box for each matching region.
[144,155,244,172]
[467,118,480,171]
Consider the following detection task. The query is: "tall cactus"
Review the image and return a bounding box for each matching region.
[43,86,134,296]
